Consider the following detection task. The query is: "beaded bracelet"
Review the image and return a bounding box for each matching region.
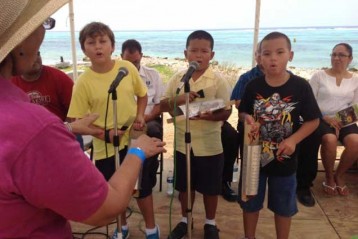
[64,122,72,132]
[127,147,146,163]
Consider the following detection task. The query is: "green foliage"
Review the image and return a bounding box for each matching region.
[147,64,175,83]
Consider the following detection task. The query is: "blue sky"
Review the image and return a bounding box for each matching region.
[52,0,358,31]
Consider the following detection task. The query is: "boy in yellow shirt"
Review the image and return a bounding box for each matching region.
[161,30,231,239]
[68,22,148,239]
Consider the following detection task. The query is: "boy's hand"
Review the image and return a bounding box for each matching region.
[96,128,126,143]
[178,91,200,104]
[276,138,296,160]
[244,114,260,143]
[133,115,146,130]
[191,110,213,120]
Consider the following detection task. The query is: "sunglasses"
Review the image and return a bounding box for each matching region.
[330,53,350,59]
[43,18,56,30]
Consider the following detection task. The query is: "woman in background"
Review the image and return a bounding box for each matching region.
[309,43,358,196]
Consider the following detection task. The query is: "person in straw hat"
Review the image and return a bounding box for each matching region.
[0,0,166,238]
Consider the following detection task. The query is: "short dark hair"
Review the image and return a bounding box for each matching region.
[261,31,291,51]
[186,30,214,50]
[79,22,115,51]
[121,39,142,54]
[333,43,353,57]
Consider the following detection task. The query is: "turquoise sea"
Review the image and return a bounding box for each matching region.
[40,27,358,69]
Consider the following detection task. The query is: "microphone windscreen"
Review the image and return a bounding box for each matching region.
[119,67,129,76]
[189,61,200,70]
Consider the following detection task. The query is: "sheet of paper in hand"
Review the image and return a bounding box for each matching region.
[335,103,358,127]
[167,99,233,123]
[179,99,226,117]
[241,121,261,202]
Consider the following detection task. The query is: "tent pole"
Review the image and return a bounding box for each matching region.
[69,0,78,80]
[252,0,261,68]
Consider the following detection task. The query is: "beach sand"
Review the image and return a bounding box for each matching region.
[76,55,319,85]
[139,55,318,81]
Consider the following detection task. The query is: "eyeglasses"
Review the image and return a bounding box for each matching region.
[43,18,56,30]
[330,53,350,59]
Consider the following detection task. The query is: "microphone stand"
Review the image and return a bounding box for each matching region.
[111,89,122,239]
[183,81,193,239]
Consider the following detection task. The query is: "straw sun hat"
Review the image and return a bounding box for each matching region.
[0,0,69,63]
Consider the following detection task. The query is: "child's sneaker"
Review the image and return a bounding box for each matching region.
[167,222,187,239]
[146,225,160,239]
[204,224,219,239]
[111,228,130,239]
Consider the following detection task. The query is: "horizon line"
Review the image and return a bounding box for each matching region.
[51,25,358,32]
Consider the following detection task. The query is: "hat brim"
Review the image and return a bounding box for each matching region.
[0,0,69,63]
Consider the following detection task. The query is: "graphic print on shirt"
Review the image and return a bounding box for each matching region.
[254,92,297,166]
[27,91,50,106]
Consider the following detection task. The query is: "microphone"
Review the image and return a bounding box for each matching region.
[176,61,200,94]
[108,67,129,93]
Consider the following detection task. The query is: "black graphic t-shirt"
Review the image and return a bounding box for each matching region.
[239,74,321,176]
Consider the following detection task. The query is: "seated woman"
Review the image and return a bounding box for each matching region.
[309,43,358,196]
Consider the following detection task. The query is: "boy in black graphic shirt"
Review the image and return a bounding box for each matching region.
[238,32,321,239]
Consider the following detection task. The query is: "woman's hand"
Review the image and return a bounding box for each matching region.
[70,113,103,136]
[131,134,166,158]
[323,115,341,137]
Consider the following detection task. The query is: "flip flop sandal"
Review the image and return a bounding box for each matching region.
[322,182,337,195]
[336,185,349,196]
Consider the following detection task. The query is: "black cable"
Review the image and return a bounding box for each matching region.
[104,93,110,158]
[72,207,133,238]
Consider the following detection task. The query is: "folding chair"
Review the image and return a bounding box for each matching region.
[156,113,164,191]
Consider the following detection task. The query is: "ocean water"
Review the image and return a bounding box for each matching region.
[40,27,358,69]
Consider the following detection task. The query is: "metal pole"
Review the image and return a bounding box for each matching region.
[184,82,192,239]
[68,0,78,80]
[111,90,123,239]
[252,0,261,68]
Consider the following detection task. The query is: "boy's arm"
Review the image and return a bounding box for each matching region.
[160,91,200,114]
[231,74,246,109]
[194,108,231,121]
[276,118,319,157]
[144,104,161,122]
[133,94,148,129]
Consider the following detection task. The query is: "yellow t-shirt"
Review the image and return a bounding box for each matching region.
[163,66,231,156]
[68,60,147,160]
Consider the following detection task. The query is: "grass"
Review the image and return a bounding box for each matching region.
[146,61,240,86]
[146,64,175,84]
[58,60,241,86]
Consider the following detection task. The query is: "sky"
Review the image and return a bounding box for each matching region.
[52,0,358,31]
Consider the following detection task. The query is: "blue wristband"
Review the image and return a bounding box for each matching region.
[128,147,146,163]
